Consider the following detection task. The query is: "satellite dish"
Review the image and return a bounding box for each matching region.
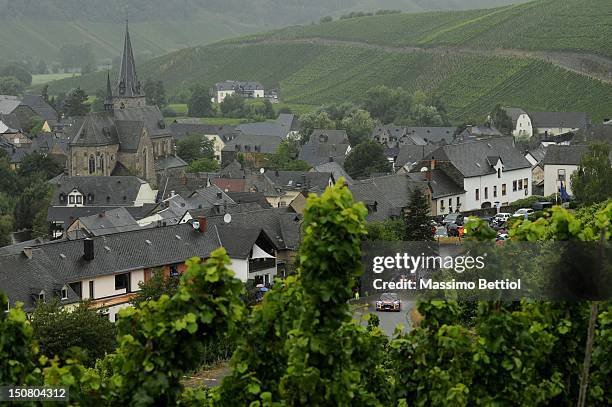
[259,167,265,174]
[223,213,232,224]
[420,167,429,172]
[191,219,200,230]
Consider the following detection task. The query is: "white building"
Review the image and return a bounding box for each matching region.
[542,145,589,196]
[214,80,265,103]
[505,108,589,139]
[424,137,533,211]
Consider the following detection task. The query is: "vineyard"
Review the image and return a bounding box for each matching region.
[230,0,612,58]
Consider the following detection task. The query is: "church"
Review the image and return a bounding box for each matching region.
[68,22,184,186]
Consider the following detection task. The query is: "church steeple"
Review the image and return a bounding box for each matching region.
[117,20,142,98]
[114,20,146,109]
[104,71,114,111]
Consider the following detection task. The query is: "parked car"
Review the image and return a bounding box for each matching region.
[493,213,512,223]
[442,213,464,226]
[513,208,534,218]
[376,293,401,312]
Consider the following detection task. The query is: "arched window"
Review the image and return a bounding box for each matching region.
[497,168,501,178]
[143,148,148,176]
[98,154,104,173]
[88,155,95,174]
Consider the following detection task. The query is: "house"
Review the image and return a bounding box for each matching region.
[391,144,436,173]
[21,95,60,132]
[416,137,532,211]
[221,133,282,165]
[47,175,157,237]
[525,145,547,196]
[0,95,38,131]
[298,129,351,167]
[263,170,334,208]
[66,207,141,239]
[0,222,279,319]
[169,123,238,162]
[542,145,589,196]
[504,107,589,138]
[236,114,299,139]
[371,125,456,147]
[456,125,503,142]
[214,80,265,102]
[0,119,30,147]
[407,168,466,216]
[312,161,353,185]
[349,174,430,221]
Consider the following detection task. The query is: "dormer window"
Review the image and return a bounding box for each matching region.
[61,286,68,300]
[38,290,46,302]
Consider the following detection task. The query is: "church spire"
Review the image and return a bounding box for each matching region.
[104,70,114,111]
[117,20,142,98]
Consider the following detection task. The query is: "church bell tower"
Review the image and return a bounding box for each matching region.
[114,20,146,110]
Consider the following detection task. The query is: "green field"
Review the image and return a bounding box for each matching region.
[31,73,79,86]
[38,0,612,123]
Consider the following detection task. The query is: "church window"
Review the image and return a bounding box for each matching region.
[88,155,95,174]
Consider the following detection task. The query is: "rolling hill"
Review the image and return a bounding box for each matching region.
[40,0,612,122]
[0,0,526,61]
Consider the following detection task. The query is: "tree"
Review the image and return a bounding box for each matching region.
[186,157,220,173]
[298,110,336,143]
[0,76,25,95]
[404,187,434,241]
[144,79,167,108]
[59,43,95,73]
[131,269,179,309]
[266,139,311,171]
[14,178,52,230]
[320,15,333,23]
[63,87,90,117]
[343,140,391,179]
[340,109,375,146]
[26,117,44,136]
[18,153,64,180]
[363,85,411,124]
[0,63,32,86]
[31,300,117,367]
[36,60,47,75]
[410,104,444,126]
[41,85,49,102]
[0,214,13,247]
[571,143,612,204]
[220,94,246,118]
[491,104,513,136]
[176,135,215,163]
[187,84,213,117]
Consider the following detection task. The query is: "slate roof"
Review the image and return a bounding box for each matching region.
[117,22,142,98]
[218,160,246,178]
[28,133,69,156]
[299,129,350,166]
[212,178,247,192]
[313,162,353,184]
[68,207,140,238]
[394,144,436,168]
[222,133,282,154]
[169,123,237,141]
[503,107,528,128]
[70,111,118,147]
[0,249,79,311]
[408,170,465,199]
[542,145,589,166]
[0,113,21,130]
[428,137,530,178]
[115,120,143,152]
[47,206,122,227]
[157,172,219,201]
[207,207,301,250]
[50,175,148,206]
[226,192,271,208]
[154,155,187,171]
[264,170,332,192]
[187,186,236,209]
[113,106,169,139]
[349,174,428,221]
[576,124,612,144]
[529,111,589,130]
[215,80,264,91]
[21,95,59,123]
[404,127,456,145]
[235,114,296,138]
[0,96,21,114]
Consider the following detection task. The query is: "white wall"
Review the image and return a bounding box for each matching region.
[134,183,157,206]
[204,134,225,162]
[253,90,264,98]
[543,164,579,196]
[463,167,532,210]
[217,90,235,103]
[513,114,533,138]
[435,193,466,215]
[228,258,249,281]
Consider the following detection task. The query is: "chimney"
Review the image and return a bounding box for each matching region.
[23,247,33,259]
[83,238,94,261]
[430,157,436,170]
[198,216,207,233]
[425,170,432,182]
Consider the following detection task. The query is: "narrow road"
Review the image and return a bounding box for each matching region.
[223,37,612,84]
[353,294,417,337]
